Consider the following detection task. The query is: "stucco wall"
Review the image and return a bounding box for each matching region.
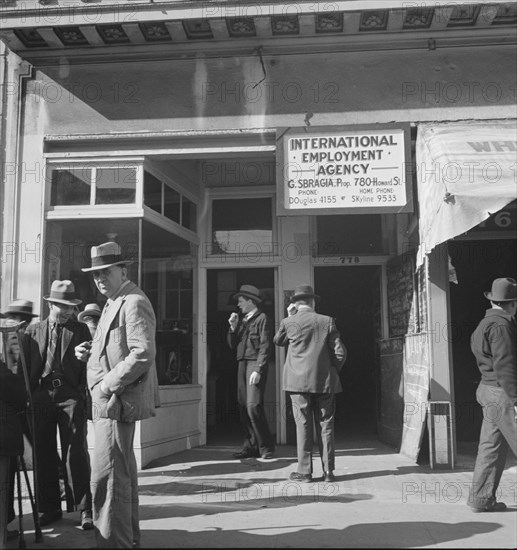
[24,44,516,137]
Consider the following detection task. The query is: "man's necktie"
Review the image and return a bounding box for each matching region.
[42,323,61,378]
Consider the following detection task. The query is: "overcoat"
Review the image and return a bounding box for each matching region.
[274,308,346,394]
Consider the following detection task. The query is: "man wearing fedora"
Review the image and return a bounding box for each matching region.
[468,277,517,513]
[78,303,101,340]
[274,284,346,483]
[0,299,37,541]
[227,284,275,459]
[75,242,160,548]
[0,299,37,374]
[22,280,93,529]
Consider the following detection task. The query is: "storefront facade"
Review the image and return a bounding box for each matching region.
[1,0,516,468]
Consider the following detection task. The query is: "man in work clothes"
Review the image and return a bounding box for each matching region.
[22,280,93,529]
[75,241,160,548]
[469,277,517,513]
[274,284,346,483]
[227,284,275,459]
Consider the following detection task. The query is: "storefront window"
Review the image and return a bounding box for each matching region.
[144,171,162,214]
[182,197,197,231]
[51,168,91,206]
[95,167,136,204]
[211,197,273,255]
[315,214,384,255]
[142,221,195,386]
[143,169,197,231]
[44,218,139,308]
[164,185,180,223]
[49,164,137,207]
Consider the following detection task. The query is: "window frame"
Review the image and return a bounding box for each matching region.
[46,157,144,215]
[204,186,278,263]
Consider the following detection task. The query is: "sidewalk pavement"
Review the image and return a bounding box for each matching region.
[7,436,517,549]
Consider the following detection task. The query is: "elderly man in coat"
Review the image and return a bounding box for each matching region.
[75,242,160,549]
[274,284,347,483]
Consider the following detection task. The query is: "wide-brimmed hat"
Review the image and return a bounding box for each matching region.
[43,280,82,306]
[2,299,37,318]
[484,277,517,302]
[78,303,102,323]
[291,284,320,303]
[81,241,133,272]
[233,284,262,304]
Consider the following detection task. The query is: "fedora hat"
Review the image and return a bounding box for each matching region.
[43,280,82,306]
[2,299,37,318]
[233,284,262,304]
[81,241,133,272]
[78,303,102,323]
[291,284,320,303]
[484,277,517,302]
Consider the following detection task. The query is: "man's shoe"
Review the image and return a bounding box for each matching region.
[289,472,313,482]
[39,510,62,526]
[471,501,507,513]
[261,451,275,460]
[232,450,258,459]
[6,529,19,540]
[80,510,94,530]
[323,471,335,482]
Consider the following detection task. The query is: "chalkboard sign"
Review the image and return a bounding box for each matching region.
[399,332,430,461]
[387,253,417,337]
[378,337,404,448]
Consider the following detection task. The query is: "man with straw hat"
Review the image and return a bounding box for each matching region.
[75,242,160,548]
[468,277,517,513]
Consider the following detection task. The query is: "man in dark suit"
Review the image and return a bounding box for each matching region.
[274,284,347,483]
[227,284,275,459]
[22,280,93,529]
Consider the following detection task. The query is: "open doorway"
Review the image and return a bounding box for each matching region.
[206,268,276,446]
[314,266,382,438]
[449,238,517,442]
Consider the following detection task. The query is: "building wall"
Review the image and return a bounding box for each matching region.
[2,40,515,464]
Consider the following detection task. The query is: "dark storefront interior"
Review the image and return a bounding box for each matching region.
[449,237,517,442]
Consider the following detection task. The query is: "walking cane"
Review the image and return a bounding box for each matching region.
[0,322,43,543]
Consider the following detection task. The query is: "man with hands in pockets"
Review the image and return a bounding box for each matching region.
[75,242,160,549]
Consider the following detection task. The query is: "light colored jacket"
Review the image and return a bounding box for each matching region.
[274,308,347,394]
[88,281,160,422]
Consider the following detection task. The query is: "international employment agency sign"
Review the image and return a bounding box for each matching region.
[276,124,413,215]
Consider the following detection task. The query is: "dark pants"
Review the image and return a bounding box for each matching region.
[290,392,336,475]
[32,387,92,513]
[237,360,274,456]
[469,383,517,508]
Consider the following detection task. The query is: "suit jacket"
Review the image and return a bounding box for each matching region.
[87,281,160,422]
[274,308,347,394]
[22,317,92,394]
[227,310,273,375]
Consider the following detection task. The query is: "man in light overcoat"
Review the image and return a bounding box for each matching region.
[75,242,160,548]
[274,284,346,483]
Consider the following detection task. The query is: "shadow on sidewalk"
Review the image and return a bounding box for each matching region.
[138,521,503,548]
